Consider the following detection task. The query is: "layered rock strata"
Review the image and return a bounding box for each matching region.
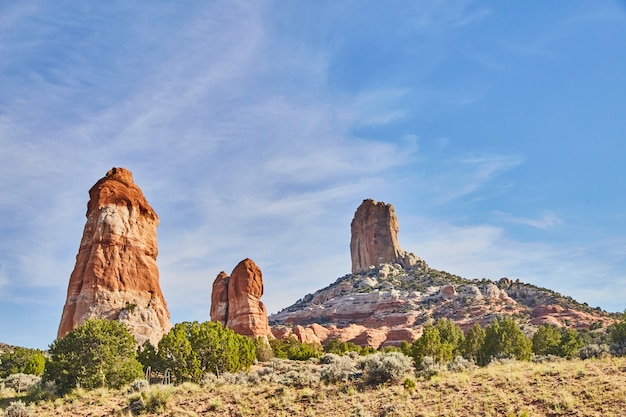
[210,258,272,338]
[350,199,420,273]
[270,261,613,348]
[57,167,171,346]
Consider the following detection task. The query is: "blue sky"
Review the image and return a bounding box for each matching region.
[1,1,625,349]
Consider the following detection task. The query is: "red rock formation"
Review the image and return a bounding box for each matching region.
[529,304,612,329]
[350,199,420,273]
[57,167,171,346]
[274,322,413,349]
[270,199,615,348]
[210,271,230,325]
[209,259,272,338]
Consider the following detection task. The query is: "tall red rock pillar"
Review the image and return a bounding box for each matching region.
[57,167,172,346]
[350,199,420,273]
[210,258,271,338]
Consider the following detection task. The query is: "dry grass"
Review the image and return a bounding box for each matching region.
[3,357,626,416]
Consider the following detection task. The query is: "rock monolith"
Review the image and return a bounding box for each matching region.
[57,167,171,346]
[350,199,420,273]
[210,258,271,338]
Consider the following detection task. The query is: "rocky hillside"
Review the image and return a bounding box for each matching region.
[0,342,11,354]
[268,198,614,348]
[269,260,614,348]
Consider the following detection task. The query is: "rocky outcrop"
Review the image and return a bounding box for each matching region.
[350,199,420,273]
[210,259,272,338]
[272,322,420,349]
[210,271,230,325]
[270,260,613,347]
[529,305,613,328]
[57,167,171,346]
[270,198,614,348]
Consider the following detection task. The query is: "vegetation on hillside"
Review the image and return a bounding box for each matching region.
[271,262,616,324]
[0,348,45,378]
[2,307,626,416]
[2,356,626,416]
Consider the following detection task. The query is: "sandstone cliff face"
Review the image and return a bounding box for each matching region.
[350,199,420,273]
[210,259,272,338]
[210,271,230,325]
[58,167,171,346]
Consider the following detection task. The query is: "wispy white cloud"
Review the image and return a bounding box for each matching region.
[0,0,421,325]
[428,153,523,203]
[494,211,563,229]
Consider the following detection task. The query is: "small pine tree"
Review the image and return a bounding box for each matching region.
[479,318,531,365]
[558,329,584,359]
[462,323,486,364]
[411,325,449,365]
[610,312,626,356]
[411,320,465,366]
[435,318,465,357]
[532,325,562,356]
[43,319,143,394]
[155,321,256,382]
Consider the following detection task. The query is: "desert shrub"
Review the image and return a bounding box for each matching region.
[361,352,413,384]
[128,378,149,393]
[319,353,341,365]
[398,340,412,356]
[152,321,256,383]
[3,374,41,393]
[579,343,610,360]
[320,353,358,384]
[246,370,261,384]
[278,368,321,388]
[416,356,444,379]
[324,339,373,356]
[199,372,218,386]
[4,401,30,417]
[254,336,274,362]
[531,354,562,363]
[43,319,143,395]
[446,355,476,372]
[270,337,323,361]
[0,348,45,378]
[25,379,56,402]
[217,372,245,385]
[214,370,259,386]
[144,386,172,414]
[403,377,416,391]
[349,405,371,417]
